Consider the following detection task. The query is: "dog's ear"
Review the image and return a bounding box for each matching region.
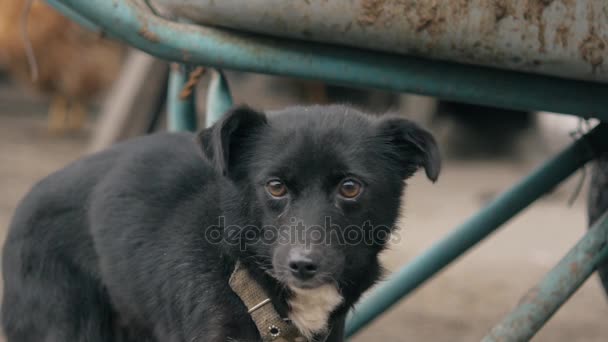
[376,117,441,182]
[197,106,267,176]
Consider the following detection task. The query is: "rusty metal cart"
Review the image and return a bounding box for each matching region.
[46,0,608,340]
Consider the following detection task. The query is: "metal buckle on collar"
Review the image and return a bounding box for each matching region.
[248,298,272,314]
[229,261,309,341]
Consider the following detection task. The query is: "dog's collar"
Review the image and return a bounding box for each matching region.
[229,261,307,341]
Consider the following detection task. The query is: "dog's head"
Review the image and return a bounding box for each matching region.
[199,105,440,293]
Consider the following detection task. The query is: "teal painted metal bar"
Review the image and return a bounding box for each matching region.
[596,243,608,268]
[206,70,233,128]
[45,1,608,340]
[167,64,197,132]
[45,0,105,33]
[345,123,608,337]
[482,211,608,342]
[54,0,608,120]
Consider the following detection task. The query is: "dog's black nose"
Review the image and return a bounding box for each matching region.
[288,253,318,280]
[288,258,318,279]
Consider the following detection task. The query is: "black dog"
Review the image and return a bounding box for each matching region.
[2,105,440,341]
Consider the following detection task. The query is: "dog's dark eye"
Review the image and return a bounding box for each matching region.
[338,179,362,199]
[266,179,287,198]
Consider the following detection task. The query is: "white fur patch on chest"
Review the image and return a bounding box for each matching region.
[287,284,343,339]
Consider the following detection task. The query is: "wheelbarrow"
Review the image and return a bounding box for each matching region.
[46,0,608,340]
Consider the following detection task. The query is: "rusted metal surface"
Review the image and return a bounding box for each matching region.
[153,0,608,83]
[482,210,608,342]
[138,26,161,43]
[52,0,608,120]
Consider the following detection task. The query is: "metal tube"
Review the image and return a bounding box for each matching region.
[595,245,608,268]
[152,0,608,84]
[482,211,608,342]
[167,64,197,132]
[45,0,102,32]
[54,0,608,120]
[206,70,233,128]
[345,123,608,337]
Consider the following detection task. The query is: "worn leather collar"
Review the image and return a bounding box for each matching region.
[229,261,307,341]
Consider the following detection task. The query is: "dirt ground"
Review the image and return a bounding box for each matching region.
[0,89,607,341]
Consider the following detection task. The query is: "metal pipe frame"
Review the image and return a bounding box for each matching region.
[44,0,608,340]
[168,66,232,130]
[482,211,608,342]
[167,64,197,132]
[48,0,608,121]
[45,0,101,33]
[345,123,608,337]
[206,70,233,128]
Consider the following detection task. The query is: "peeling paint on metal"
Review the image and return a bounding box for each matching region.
[358,0,384,26]
[494,0,509,22]
[138,26,160,43]
[152,0,608,83]
[578,2,606,73]
[414,1,440,34]
[522,0,552,53]
[554,25,569,48]
[579,30,605,72]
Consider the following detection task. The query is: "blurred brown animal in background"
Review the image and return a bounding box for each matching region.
[0,0,125,133]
